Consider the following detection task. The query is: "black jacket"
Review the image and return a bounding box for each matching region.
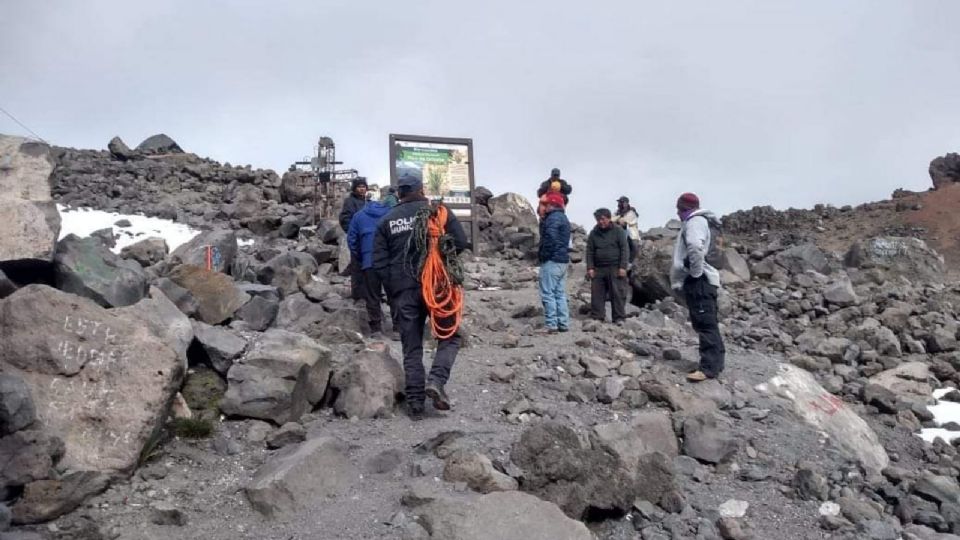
[586,225,629,269]
[339,193,366,232]
[373,198,468,293]
[538,209,570,264]
[537,178,572,204]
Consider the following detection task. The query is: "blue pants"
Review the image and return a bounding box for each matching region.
[539,261,570,330]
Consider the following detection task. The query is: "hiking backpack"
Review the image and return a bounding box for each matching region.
[704,217,725,270]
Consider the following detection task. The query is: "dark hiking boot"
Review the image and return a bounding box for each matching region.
[425,383,451,411]
[405,401,425,421]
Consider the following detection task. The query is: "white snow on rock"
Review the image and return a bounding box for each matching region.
[920,388,960,443]
[57,205,243,253]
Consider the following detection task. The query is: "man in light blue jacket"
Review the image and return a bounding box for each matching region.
[670,192,725,382]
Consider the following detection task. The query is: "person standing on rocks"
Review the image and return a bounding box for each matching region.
[348,193,397,337]
[586,208,629,324]
[670,192,725,382]
[538,192,572,333]
[373,175,467,420]
[611,195,640,264]
[340,178,369,300]
[537,168,573,205]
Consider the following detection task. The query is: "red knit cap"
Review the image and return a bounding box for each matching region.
[677,192,700,210]
[544,191,566,209]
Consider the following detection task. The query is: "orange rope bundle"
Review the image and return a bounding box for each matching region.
[420,205,464,339]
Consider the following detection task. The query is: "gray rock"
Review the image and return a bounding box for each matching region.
[236,295,279,331]
[257,251,318,297]
[592,411,679,466]
[442,450,518,493]
[150,503,187,526]
[846,236,945,283]
[266,422,306,450]
[682,414,738,464]
[774,244,830,275]
[192,321,247,375]
[54,234,147,308]
[415,491,594,540]
[330,344,403,419]
[512,420,675,519]
[0,269,15,300]
[221,329,331,424]
[120,237,168,267]
[914,472,960,506]
[823,278,860,307]
[10,471,110,525]
[273,293,327,332]
[107,136,135,160]
[244,437,358,518]
[0,285,183,474]
[0,375,35,436]
[0,430,64,490]
[167,264,250,325]
[154,277,199,317]
[838,496,882,524]
[135,133,183,154]
[88,227,115,248]
[170,229,238,274]
[794,464,829,501]
[598,376,627,404]
[113,286,194,366]
[365,449,403,475]
[0,136,60,266]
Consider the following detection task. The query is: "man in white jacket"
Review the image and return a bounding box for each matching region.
[670,192,725,382]
[612,196,640,263]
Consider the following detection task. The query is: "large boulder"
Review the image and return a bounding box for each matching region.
[236,295,279,332]
[0,429,64,490]
[119,237,168,267]
[107,136,135,161]
[511,420,675,519]
[823,277,860,307]
[681,413,738,464]
[930,153,960,190]
[191,321,247,375]
[230,184,263,220]
[721,248,751,284]
[591,411,679,469]
[134,134,183,154]
[757,364,889,474]
[0,136,60,266]
[244,437,357,518]
[0,374,36,435]
[53,234,148,308]
[868,362,933,404]
[257,251,318,297]
[773,244,831,275]
[0,285,184,473]
[443,450,519,494]
[112,286,194,367]
[413,491,595,540]
[487,193,538,230]
[220,329,331,424]
[170,229,238,274]
[11,470,110,525]
[167,264,250,325]
[280,170,314,204]
[329,344,403,419]
[845,237,945,283]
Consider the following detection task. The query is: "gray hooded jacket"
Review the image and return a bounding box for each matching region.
[670,209,721,289]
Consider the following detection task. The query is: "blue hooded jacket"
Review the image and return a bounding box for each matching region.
[348,201,392,270]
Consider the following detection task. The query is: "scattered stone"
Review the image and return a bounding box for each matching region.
[682,414,738,464]
[168,264,250,325]
[443,450,518,493]
[192,321,247,375]
[120,237,169,267]
[54,234,147,307]
[150,504,187,526]
[266,422,306,450]
[0,375,35,436]
[329,344,403,419]
[718,499,749,519]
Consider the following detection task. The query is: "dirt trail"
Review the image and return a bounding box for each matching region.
[46,259,918,540]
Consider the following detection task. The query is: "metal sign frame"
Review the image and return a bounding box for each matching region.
[389,133,479,250]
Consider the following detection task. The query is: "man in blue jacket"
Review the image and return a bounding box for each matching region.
[348,193,396,335]
[538,192,572,333]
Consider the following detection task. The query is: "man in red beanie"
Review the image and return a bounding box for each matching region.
[537,192,571,333]
[670,192,725,382]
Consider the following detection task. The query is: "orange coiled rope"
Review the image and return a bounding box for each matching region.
[419,204,464,339]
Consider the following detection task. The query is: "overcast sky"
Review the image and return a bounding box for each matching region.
[3,1,959,228]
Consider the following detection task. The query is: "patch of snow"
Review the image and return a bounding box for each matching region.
[919,387,960,443]
[238,238,256,247]
[57,205,201,253]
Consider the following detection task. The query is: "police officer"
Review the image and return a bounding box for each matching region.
[373,174,467,420]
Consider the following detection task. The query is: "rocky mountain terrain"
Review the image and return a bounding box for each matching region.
[3,133,960,540]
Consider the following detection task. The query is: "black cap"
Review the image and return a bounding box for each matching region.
[397,174,422,189]
[550,168,561,177]
[617,196,629,203]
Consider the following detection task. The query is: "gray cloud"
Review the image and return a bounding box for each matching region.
[3,0,959,228]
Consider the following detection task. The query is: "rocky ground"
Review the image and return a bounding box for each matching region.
[4,134,960,540]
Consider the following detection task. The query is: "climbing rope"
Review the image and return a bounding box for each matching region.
[407,202,464,339]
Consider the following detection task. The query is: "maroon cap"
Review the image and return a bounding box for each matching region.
[677,192,700,210]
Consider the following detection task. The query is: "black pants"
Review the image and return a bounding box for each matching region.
[394,287,461,404]
[628,240,638,263]
[349,257,363,300]
[591,266,627,322]
[361,269,386,333]
[683,276,725,378]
